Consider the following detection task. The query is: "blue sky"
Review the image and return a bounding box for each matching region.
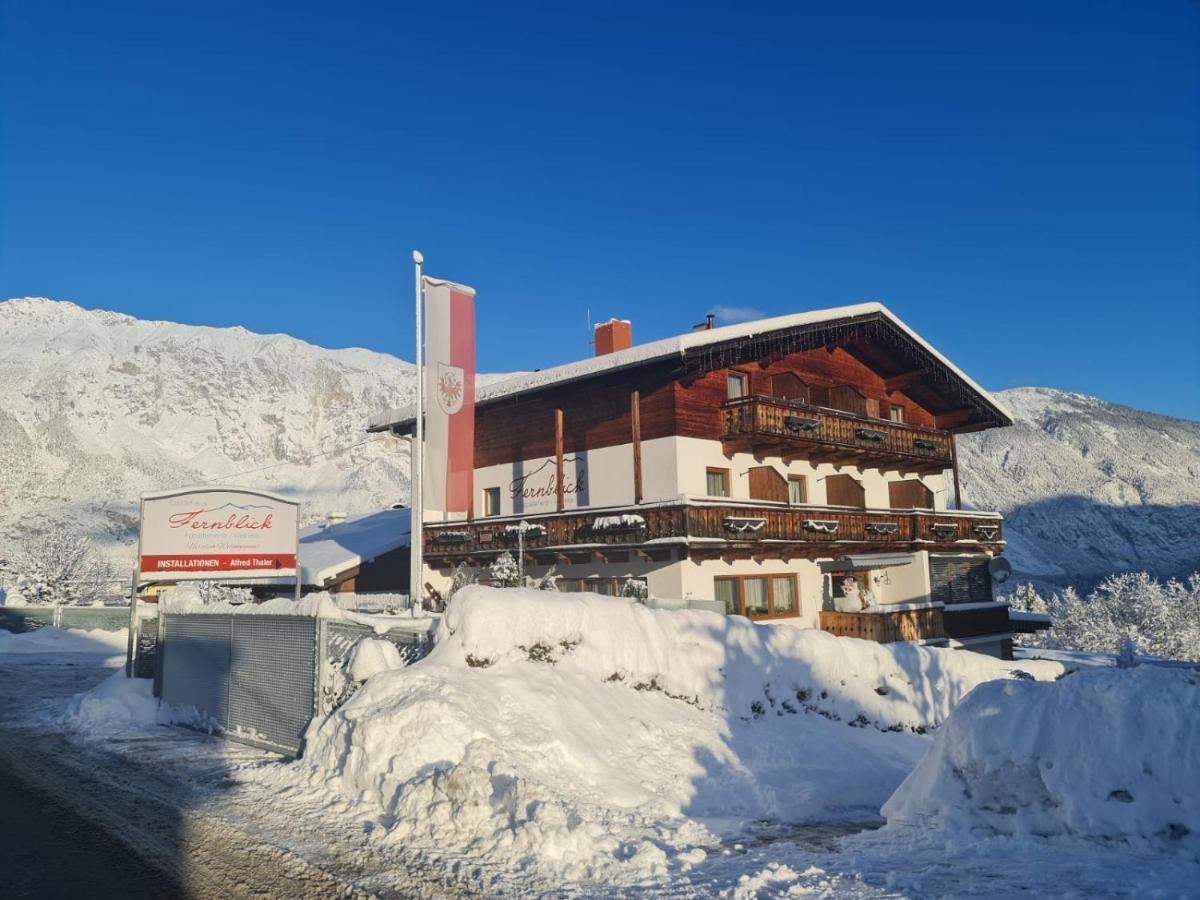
[2,1,1197,419]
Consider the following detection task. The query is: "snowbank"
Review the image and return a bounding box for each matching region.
[283,587,1062,887]
[437,587,1060,727]
[63,669,159,732]
[883,665,1200,849]
[0,626,127,657]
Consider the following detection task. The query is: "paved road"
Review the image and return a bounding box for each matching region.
[0,759,181,898]
[0,655,466,899]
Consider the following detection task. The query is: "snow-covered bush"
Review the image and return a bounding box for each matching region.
[536,565,559,591]
[620,578,649,601]
[1010,572,1200,662]
[192,580,253,605]
[445,562,477,601]
[488,551,520,588]
[0,527,112,606]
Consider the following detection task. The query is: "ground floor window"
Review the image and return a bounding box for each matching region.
[714,574,799,619]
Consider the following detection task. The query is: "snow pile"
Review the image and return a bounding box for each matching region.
[434,587,1060,727]
[883,665,1200,849]
[0,626,127,657]
[346,638,405,682]
[63,669,159,732]
[285,587,1061,887]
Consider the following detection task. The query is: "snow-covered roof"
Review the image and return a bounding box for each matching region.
[299,507,410,587]
[369,302,1012,431]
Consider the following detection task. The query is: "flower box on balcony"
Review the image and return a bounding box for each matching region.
[855,428,888,443]
[432,531,470,545]
[972,525,1000,541]
[913,438,942,452]
[503,523,546,539]
[928,522,960,540]
[864,522,900,536]
[803,519,840,534]
[722,516,766,534]
[591,514,647,534]
[783,415,821,433]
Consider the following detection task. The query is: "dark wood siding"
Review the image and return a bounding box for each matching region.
[770,372,808,402]
[748,465,788,502]
[829,384,868,417]
[474,363,677,468]
[825,474,866,508]
[889,478,934,509]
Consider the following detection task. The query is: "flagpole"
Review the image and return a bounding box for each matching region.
[410,249,425,613]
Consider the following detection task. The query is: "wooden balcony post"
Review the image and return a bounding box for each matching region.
[555,408,565,513]
[950,434,963,510]
[631,390,643,504]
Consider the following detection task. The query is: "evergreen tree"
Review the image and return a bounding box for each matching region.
[489,552,520,588]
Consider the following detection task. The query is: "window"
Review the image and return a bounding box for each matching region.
[726,370,748,400]
[482,487,501,517]
[706,467,731,497]
[788,475,807,505]
[771,575,797,614]
[715,578,738,615]
[743,577,769,616]
[889,405,904,423]
[715,574,800,619]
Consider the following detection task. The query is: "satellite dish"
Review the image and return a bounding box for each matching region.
[989,557,1013,584]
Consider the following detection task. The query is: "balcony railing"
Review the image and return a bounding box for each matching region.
[722,396,953,470]
[423,501,1003,557]
[818,606,946,643]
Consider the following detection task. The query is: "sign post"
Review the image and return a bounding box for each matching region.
[127,486,301,677]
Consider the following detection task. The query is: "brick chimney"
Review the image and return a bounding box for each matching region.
[594,318,632,356]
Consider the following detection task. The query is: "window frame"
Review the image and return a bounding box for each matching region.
[705,466,731,498]
[714,573,801,620]
[726,369,750,401]
[482,486,502,517]
[888,405,905,423]
[787,475,807,505]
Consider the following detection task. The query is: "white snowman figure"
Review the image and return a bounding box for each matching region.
[834,575,865,612]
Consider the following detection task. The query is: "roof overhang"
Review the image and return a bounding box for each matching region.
[368,302,1012,434]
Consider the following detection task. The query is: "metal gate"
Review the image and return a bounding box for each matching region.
[157,613,431,756]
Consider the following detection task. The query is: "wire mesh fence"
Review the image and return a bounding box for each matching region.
[156,612,433,757]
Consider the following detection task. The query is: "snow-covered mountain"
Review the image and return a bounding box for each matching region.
[957,387,1200,585]
[0,298,418,571]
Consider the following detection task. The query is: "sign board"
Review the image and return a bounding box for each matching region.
[138,487,300,582]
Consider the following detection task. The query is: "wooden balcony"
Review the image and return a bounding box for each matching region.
[423,502,1003,562]
[722,396,953,472]
[818,606,946,643]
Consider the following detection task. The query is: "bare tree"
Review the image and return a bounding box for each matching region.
[3,526,110,606]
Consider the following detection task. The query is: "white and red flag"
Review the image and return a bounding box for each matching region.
[422,277,476,515]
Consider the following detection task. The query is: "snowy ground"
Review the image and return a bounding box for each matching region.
[3,599,1198,898]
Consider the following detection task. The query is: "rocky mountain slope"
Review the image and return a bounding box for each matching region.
[0,298,417,572]
[956,387,1200,584]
